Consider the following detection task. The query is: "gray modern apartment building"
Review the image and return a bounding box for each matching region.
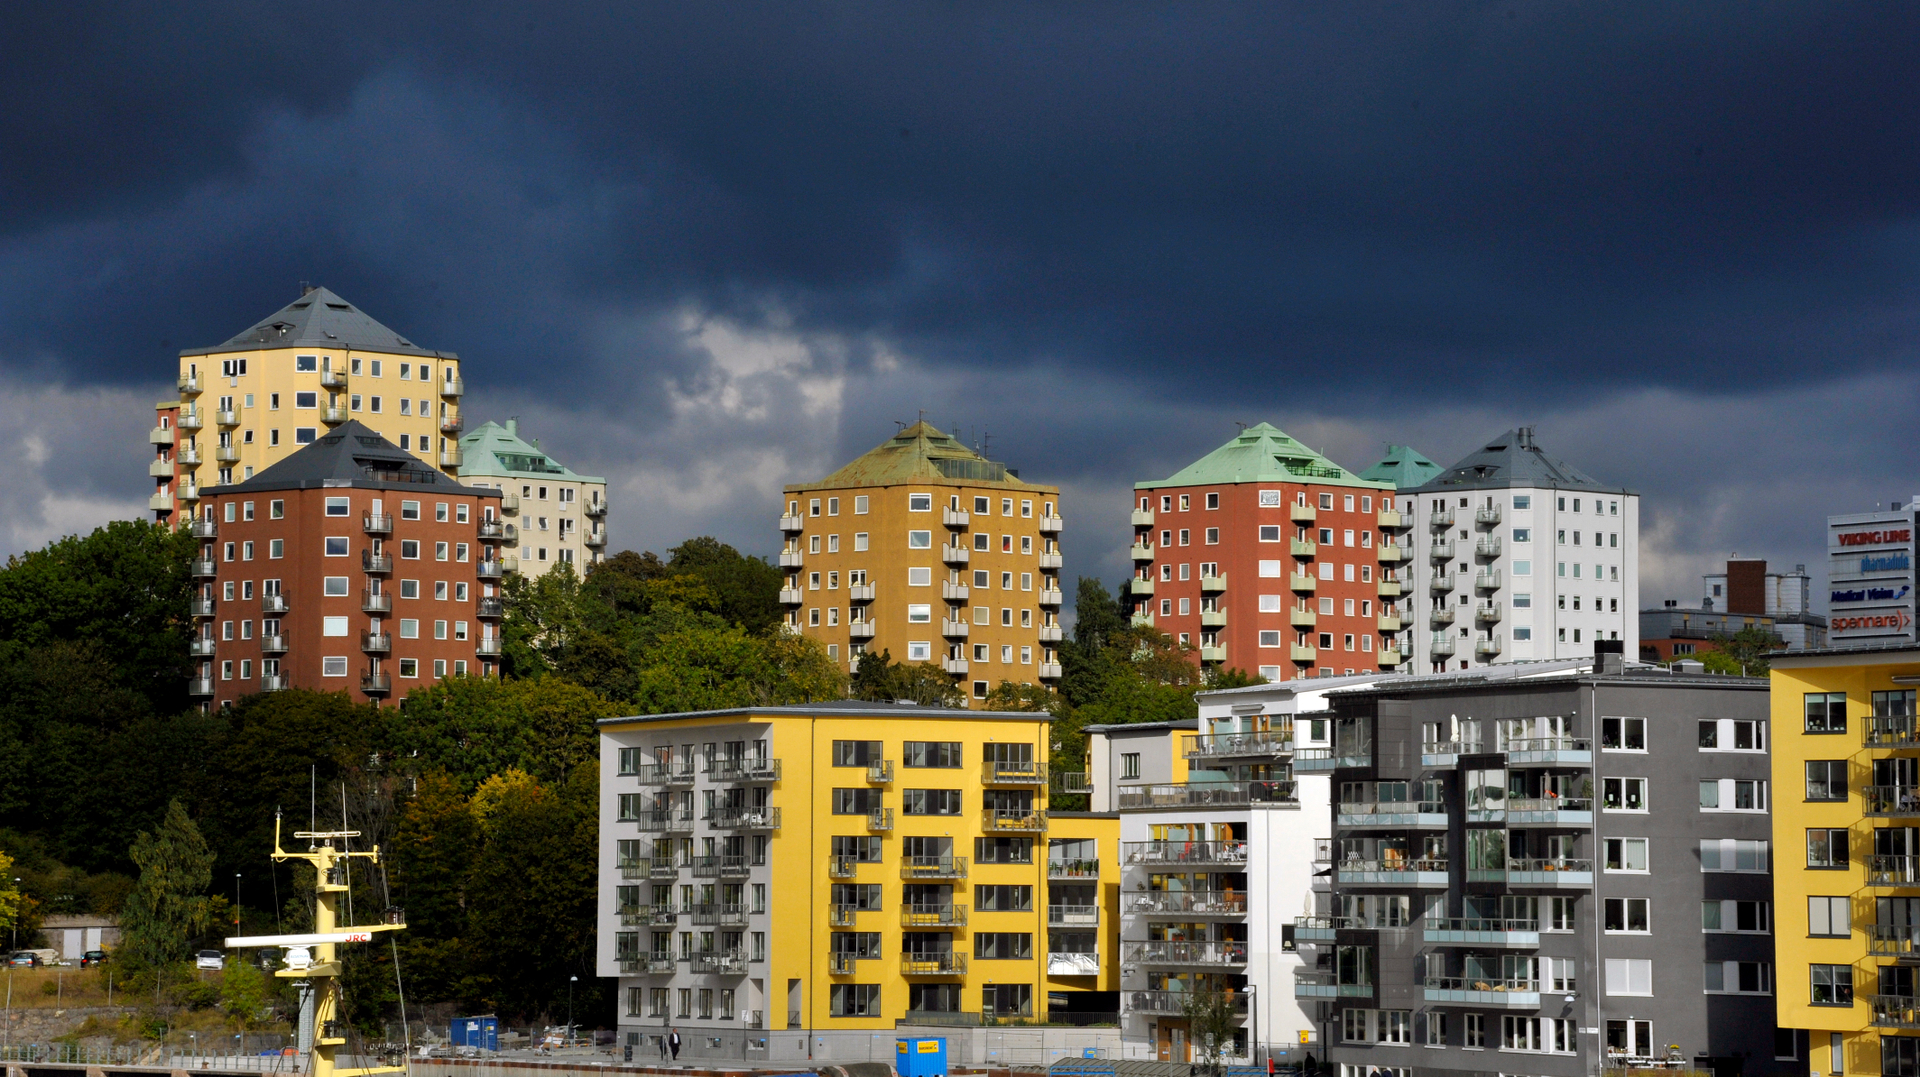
[1296,645,1777,1077]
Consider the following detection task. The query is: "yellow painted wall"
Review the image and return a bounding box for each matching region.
[1772,649,1920,1077]
[779,483,1062,698]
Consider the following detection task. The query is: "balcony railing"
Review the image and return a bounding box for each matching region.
[189,518,218,538]
[1872,856,1920,886]
[1870,925,1920,959]
[259,634,288,655]
[1867,786,1920,816]
[941,546,970,565]
[778,514,804,532]
[1039,514,1064,534]
[689,950,748,975]
[709,757,782,782]
[1048,904,1099,927]
[635,810,696,833]
[984,759,1047,784]
[1423,917,1541,947]
[1183,728,1294,760]
[868,807,894,831]
[1200,573,1226,592]
[1502,736,1594,764]
[1336,858,1450,886]
[1048,857,1099,880]
[1123,840,1247,867]
[898,855,966,880]
[189,637,217,657]
[943,508,970,528]
[189,558,218,578]
[634,763,699,785]
[475,637,503,656]
[942,581,969,601]
[867,759,894,783]
[848,584,876,603]
[983,808,1047,832]
[691,854,753,877]
[1293,970,1373,999]
[187,676,216,696]
[1471,858,1595,887]
[688,903,750,926]
[1115,781,1297,809]
[1337,800,1448,826]
[1422,977,1539,1007]
[362,552,392,574]
[828,904,868,927]
[1129,990,1247,1016]
[584,497,607,517]
[900,953,967,976]
[361,672,391,695]
[902,904,968,927]
[709,807,781,830]
[1869,718,1920,749]
[1873,996,1920,1029]
[360,631,392,654]
[1120,940,1247,967]
[1128,892,1246,917]
[477,597,504,619]
[941,620,970,639]
[261,674,288,692]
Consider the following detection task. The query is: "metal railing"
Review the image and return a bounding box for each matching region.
[900,952,967,975]
[1867,786,1920,815]
[1048,857,1099,879]
[1129,891,1247,916]
[688,903,750,925]
[691,853,752,877]
[1115,781,1296,809]
[1048,904,1100,926]
[983,759,1048,783]
[1869,718,1920,748]
[902,903,968,927]
[901,855,967,879]
[1123,840,1248,866]
[1338,799,1446,818]
[1872,856,1920,885]
[1120,940,1247,966]
[983,808,1048,831]
[689,949,748,974]
[708,806,781,830]
[1870,925,1920,957]
[1183,728,1295,758]
[1127,990,1248,1016]
[867,759,894,782]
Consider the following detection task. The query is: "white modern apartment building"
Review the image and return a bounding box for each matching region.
[1085,672,1388,1064]
[1397,428,1639,672]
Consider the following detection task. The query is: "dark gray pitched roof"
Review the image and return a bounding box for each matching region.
[1410,427,1631,495]
[227,420,491,495]
[184,286,455,359]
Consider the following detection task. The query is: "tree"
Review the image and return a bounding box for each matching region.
[1701,627,1782,676]
[1070,577,1127,651]
[0,851,19,940]
[662,537,783,635]
[119,800,215,969]
[1181,980,1244,1073]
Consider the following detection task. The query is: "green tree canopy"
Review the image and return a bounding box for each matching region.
[119,799,215,969]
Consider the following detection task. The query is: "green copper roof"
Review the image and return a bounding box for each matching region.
[1137,422,1390,491]
[1358,444,1444,489]
[789,421,1056,492]
[456,419,604,483]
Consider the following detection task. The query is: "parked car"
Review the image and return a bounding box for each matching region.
[195,949,225,970]
[81,950,109,967]
[6,952,38,968]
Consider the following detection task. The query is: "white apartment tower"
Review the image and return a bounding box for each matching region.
[1400,428,1638,672]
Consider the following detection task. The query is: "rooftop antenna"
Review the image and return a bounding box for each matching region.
[1234,421,1248,432]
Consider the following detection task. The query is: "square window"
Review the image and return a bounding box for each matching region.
[399,658,419,678]
[322,656,348,677]
[400,619,420,639]
[323,576,349,596]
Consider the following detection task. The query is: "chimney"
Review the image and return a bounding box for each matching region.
[1593,638,1626,676]
[505,418,517,437]
[301,281,316,296]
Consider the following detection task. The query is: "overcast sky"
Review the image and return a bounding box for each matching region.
[5,2,1919,612]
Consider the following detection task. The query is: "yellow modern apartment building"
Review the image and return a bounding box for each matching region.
[596,702,1119,1065]
[780,423,1065,702]
[1773,642,1920,1077]
[150,287,465,519]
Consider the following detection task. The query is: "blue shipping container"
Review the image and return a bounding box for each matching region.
[451,1016,499,1051]
[897,1038,947,1077]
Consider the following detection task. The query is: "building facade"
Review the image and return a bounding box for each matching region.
[779,423,1064,700]
[1301,649,1775,1077]
[1399,427,1640,672]
[187,421,507,708]
[596,703,1119,1064]
[1085,673,1389,1064]
[1827,504,1920,649]
[1770,642,1920,1077]
[1127,424,1405,681]
[457,419,608,576]
[153,287,465,521]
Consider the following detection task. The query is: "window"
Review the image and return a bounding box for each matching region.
[322,576,349,597]
[1603,837,1648,872]
[1700,899,1770,933]
[322,615,349,637]
[1259,525,1281,542]
[1604,958,1653,996]
[1701,838,1770,872]
[1807,692,1848,733]
[975,933,1032,959]
[907,603,932,623]
[1602,777,1647,811]
[1810,964,1853,1005]
[1806,896,1849,937]
[1808,829,1849,868]
[908,493,932,512]
[1700,779,1768,811]
[903,742,961,768]
[974,836,1031,863]
[833,741,881,766]
[1807,762,1848,801]
[831,789,877,815]
[907,530,932,549]
[1706,961,1772,995]
[1605,898,1650,933]
[829,984,880,1017]
[902,789,961,815]
[400,500,421,520]
[1121,753,1141,780]
[1548,897,1576,932]
[294,391,317,409]
[1601,716,1646,750]
[1465,1013,1484,1048]
[399,619,419,639]
[974,885,1033,911]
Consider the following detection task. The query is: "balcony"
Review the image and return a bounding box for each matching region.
[983,808,1048,832]
[1289,574,1317,593]
[1131,612,1154,628]
[1292,746,1372,773]
[499,493,520,514]
[1877,857,1920,886]
[190,637,218,657]
[1132,509,1156,527]
[1049,855,1099,880]
[828,855,863,879]
[1039,514,1064,534]
[1200,609,1227,628]
[479,561,507,580]
[637,810,696,833]
[358,589,392,614]
[1502,736,1593,766]
[709,807,781,830]
[1200,573,1226,592]
[1430,572,1456,594]
[941,546,970,565]
[1130,542,1154,562]
[1476,537,1503,559]
[440,415,463,435]
[149,458,177,479]
[150,426,176,446]
[1377,578,1402,598]
[650,856,680,880]
[901,855,967,880]
[1475,570,1503,592]
[441,375,465,398]
[321,406,349,425]
[477,597,504,619]
[778,586,803,605]
[691,854,752,878]
[1873,996,1920,1030]
[1290,538,1317,558]
[1291,503,1316,523]
[1048,904,1099,927]
[848,622,875,640]
[187,676,216,697]
[941,658,969,676]
[1294,970,1373,1000]
[1378,508,1404,529]
[1121,940,1246,968]
[178,410,205,431]
[179,482,201,502]
[1039,551,1063,570]
[688,903,750,926]
[867,807,894,831]
[1379,647,1402,666]
[1118,781,1295,810]
[935,580,969,603]
[261,674,289,692]
[1292,608,1317,628]
[189,558,218,578]
[214,445,241,464]
[1129,892,1247,919]
[1505,797,1595,826]
[900,953,966,976]
[1377,612,1401,632]
[439,449,463,469]
[215,409,239,427]
[1472,858,1594,888]
[778,514,804,533]
[633,763,697,785]
[1184,728,1293,761]
[358,512,393,536]
[478,520,508,542]
[902,904,968,928]
[777,549,804,568]
[1476,601,1503,623]
[1424,918,1541,948]
[362,552,392,574]
[1430,541,1456,561]
[190,597,217,619]
[177,372,203,394]
[1866,786,1920,817]
[1129,990,1248,1017]
[262,593,289,614]
[1039,588,1063,606]
[361,672,391,695]
[1476,505,1503,527]
[1377,545,1404,563]
[1122,840,1248,868]
[941,619,970,639]
[847,583,876,603]
[1422,977,1539,1008]
[984,759,1047,784]
[690,950,749,975]
[177,447,203,467]
[708,757,781,782]
[1871,926,1920,961]
[1430,637,1456,658]
[1038,624,1063,642]
[943,508,970,528]
[1288,640,1323,664]
[1336,800,1448,829]
[1476,635,1504,658]
[1335,858,1449,888]
[1421,739,1476,766]
[1430,507,1455,528]
[259,634,288,655]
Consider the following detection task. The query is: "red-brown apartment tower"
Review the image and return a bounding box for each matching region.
[186,420,508,709]
[1127,423,1408,680]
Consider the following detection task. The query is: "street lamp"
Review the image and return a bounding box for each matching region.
[234,874,242,928]
[568,975,578,1041]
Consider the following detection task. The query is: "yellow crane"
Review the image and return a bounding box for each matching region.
[227,815,406,1077]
